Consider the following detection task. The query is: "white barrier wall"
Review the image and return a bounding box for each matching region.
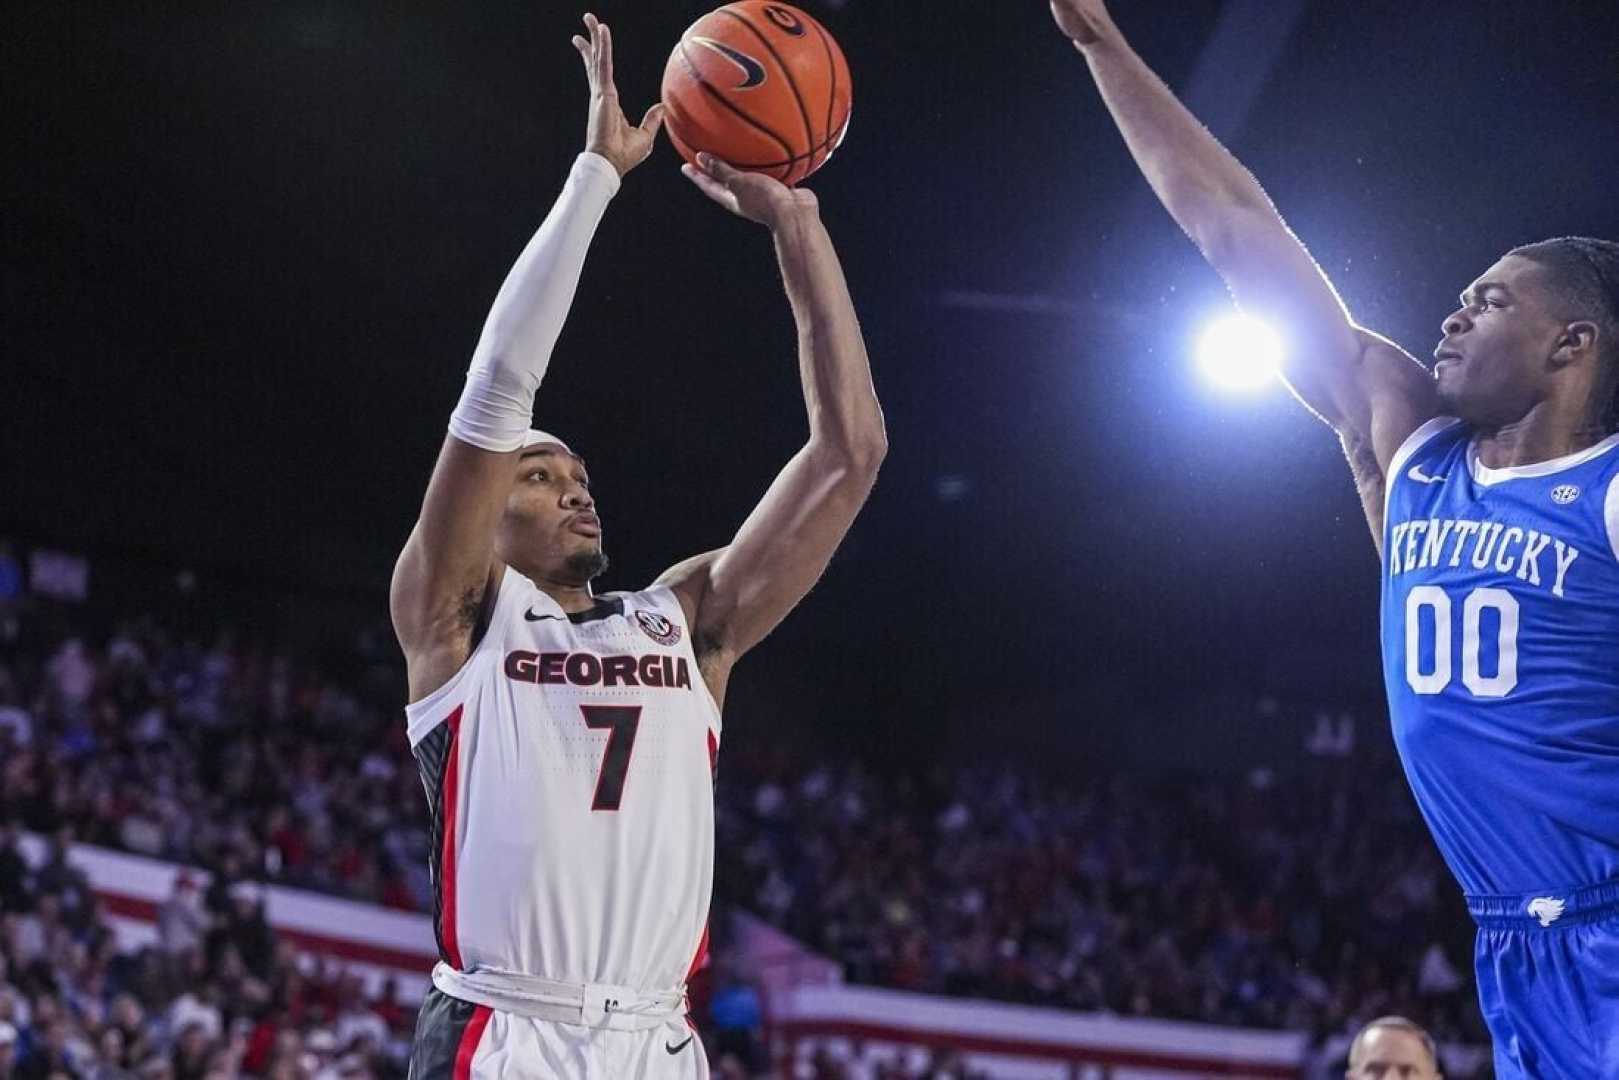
[15,832,439,1001]
[19,836,1488,1077]
[770,983,1307,1079]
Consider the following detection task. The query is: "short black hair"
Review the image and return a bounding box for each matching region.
[1507,236,1619,432]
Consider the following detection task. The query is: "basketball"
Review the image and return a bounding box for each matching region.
[661,2,852,186]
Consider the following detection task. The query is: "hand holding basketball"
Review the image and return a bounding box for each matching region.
[572,13,665,178]
[1049,0,1116,47]
[682,153,817,229]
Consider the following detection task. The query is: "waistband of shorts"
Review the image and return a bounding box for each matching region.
[1465,880,1619,929]
[432,963,687,1031]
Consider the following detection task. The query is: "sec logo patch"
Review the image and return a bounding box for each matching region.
[1551,484,1581,505]
[635,609,682,647]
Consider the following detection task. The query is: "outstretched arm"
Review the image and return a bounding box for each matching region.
[392,14,663,703]
[659,156,886,699]
[1049,0,1437,543]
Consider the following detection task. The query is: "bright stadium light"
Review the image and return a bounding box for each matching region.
[1197,314,1282,391]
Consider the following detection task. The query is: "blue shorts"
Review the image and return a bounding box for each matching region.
[1469,881,1619,1076]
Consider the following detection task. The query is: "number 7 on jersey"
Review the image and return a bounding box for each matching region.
[581,706,641,811]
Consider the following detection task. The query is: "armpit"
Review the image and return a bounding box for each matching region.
[1340,427,1388,550]
[454,584,483,632]
[1340,427,1383,495]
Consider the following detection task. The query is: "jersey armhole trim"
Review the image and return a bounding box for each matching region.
[641,584,725,734]
[1606,474,1619,564]
[404,566,519,747]
[1382,416,1464,531]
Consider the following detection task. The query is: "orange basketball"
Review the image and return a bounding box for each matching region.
[661,2,852,186]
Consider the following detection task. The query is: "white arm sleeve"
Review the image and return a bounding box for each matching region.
[448,152,621,453]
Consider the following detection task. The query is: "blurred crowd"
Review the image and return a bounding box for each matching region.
[713,753,1487,1050]
[0,554,1487,1077]
[0,611,427,917]
[0,821,414,1079]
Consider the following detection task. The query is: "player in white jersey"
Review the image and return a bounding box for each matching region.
[390,14,886,1079]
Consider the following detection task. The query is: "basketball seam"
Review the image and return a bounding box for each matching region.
[811,19,837,163]
[698,126,845,170]
[669,125,796,183]
[719,6,817,183]
[677,38,797,182]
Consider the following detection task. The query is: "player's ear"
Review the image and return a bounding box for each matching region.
[1552,320,1598,366]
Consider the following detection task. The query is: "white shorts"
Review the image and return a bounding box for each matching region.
[409,988,711,1080]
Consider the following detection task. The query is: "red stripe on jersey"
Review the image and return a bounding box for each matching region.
[687,727,719,981]
[452,1004,492,1080]
[686,921,711,981]
[440,705,466,970]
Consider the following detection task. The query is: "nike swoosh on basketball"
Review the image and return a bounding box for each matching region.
[689,36,767,89]
[1408,465,1446,484]
[665,1035,695,1055]
[524,608,563,622]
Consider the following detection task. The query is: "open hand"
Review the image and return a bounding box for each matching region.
[572,13,663,177]
[681,154,818,230]
[1049,0,1116,46]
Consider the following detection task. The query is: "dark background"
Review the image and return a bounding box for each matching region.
[7,1,1619,767]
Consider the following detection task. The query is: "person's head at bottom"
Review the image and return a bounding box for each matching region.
[1346,1016,1442,1080]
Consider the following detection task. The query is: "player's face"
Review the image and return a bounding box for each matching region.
[1346,1028,1440,1079]
[496,446,607,582]
[1434,255,1573,428]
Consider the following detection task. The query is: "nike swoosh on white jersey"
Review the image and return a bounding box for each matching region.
[1408,465,1446,484]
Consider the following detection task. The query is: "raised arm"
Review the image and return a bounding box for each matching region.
[1049,0,1437,541]
[391,14,662,702]
[658,156,886,699]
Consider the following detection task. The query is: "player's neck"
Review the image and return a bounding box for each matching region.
[533,579,597,614]
[1471,400,1607,470]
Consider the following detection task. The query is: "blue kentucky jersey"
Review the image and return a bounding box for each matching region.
[1381,419,1619,897]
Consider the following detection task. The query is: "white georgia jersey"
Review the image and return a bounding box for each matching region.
[405,567,722,994]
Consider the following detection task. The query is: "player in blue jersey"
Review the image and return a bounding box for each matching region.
[1046,1,1619,1073]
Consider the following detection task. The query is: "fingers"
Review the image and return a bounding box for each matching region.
[694,152,740,184]
[576,13,615,93]
[598,21,614,88]
[579,13,614,93]
[638,103,666,137]
[681,163,736,207]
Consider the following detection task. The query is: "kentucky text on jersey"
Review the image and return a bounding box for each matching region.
[1386,519,1580,598]
[503,649,694,690]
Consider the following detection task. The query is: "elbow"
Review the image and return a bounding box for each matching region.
[812,424,887,481]
[1173,193,1276,269]
[1189,219,1239,270]
[845,419,889,477]
[854,425,888,473]
[1189,215,1251,273]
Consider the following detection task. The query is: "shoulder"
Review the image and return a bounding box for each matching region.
[1329,329,1443,476]
[1352,332,1441,425]
[650,549,727,627]
[1351,328,1425,375]
[398,563,516,707]
[650,549,733,667]
[1388,416,1467,479]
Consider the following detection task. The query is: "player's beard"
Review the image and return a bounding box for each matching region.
[564,547,609,583]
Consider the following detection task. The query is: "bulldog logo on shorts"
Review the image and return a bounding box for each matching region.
[635,609,682,647]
